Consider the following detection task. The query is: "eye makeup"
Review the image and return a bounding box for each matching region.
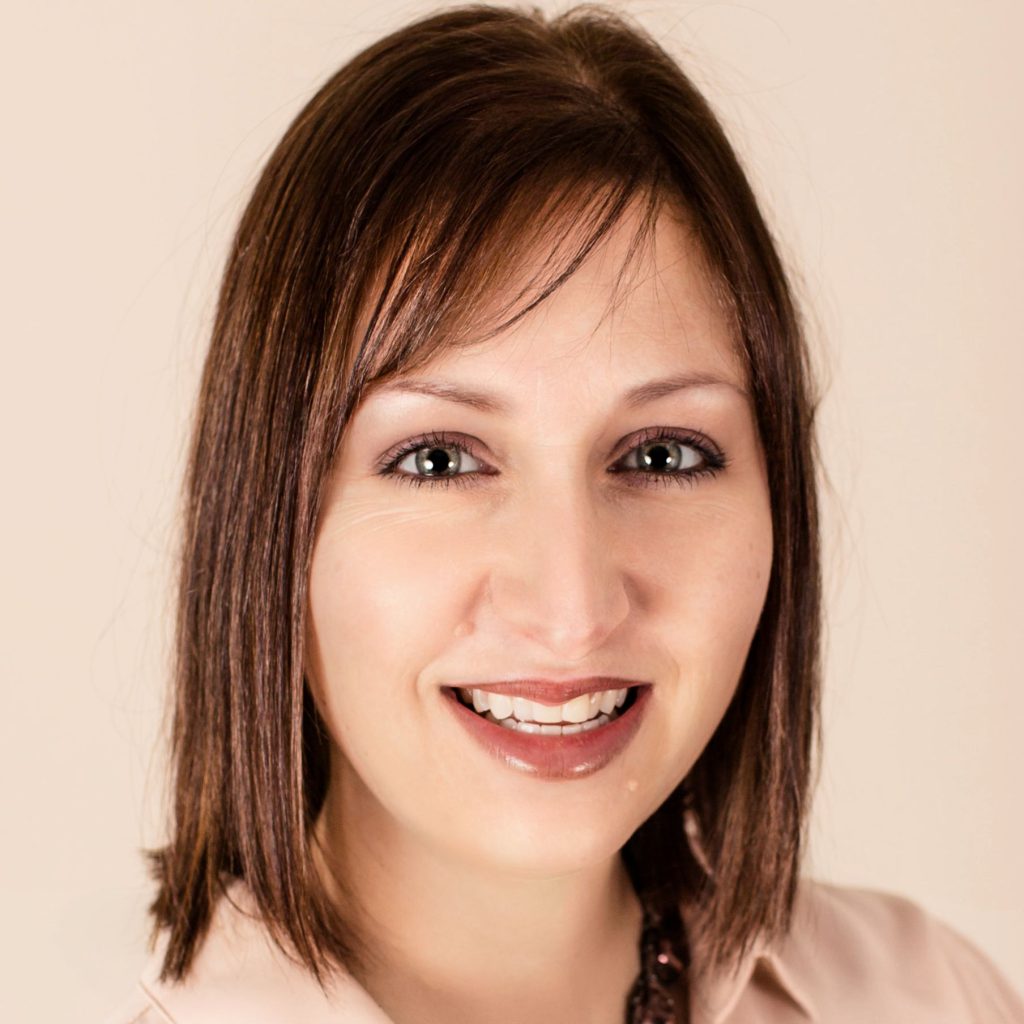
[374,425,728,491]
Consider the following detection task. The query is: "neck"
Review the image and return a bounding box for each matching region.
[313,768,645,1024]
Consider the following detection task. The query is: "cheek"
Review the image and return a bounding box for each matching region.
[674,501,772,652]
[664,494,773,741]
[621,480,772,750]
[305,501,469,771]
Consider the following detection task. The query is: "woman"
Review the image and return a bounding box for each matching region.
[105,4,1024,1022]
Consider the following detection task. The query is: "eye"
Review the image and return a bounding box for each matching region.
[378,432,490,490]
[611,429,722,489]
[377,427,727,490]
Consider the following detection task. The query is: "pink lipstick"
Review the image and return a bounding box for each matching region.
[441,683,651,781]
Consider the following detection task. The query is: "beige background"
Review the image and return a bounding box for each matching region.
[2,1,1021,1020]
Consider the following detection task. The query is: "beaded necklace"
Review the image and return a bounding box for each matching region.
[625,899,691,1024]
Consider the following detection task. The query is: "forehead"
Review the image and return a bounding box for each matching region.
[364,202,747,411]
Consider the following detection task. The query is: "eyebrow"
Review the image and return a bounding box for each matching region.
[372,371,749,414]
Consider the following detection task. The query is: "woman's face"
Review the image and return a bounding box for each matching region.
[306,205,772,878]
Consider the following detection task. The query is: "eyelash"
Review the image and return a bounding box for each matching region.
[376,426,728,491]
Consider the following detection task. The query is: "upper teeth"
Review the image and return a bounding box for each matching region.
[458,688,628,724]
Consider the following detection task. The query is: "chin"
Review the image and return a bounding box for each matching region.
[450,809,636,878]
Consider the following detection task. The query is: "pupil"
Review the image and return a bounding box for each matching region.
[418,446,455,476]
[642,441,676,471]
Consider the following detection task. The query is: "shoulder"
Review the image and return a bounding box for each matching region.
[101,882,394,1024]
[99,985,174,1024]
[772,876,1024,1022]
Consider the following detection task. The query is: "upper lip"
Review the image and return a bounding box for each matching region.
[446,677,645,706]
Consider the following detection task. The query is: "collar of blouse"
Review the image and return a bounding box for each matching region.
[687,917,817,1022]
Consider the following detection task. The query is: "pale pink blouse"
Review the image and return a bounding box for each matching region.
[103,875,1024,1023]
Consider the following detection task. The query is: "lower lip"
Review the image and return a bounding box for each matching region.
[441,686,652,781]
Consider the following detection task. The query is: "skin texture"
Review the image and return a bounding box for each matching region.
[305,203,773,1023]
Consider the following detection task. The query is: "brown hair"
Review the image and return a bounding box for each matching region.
[147,2,823,1018]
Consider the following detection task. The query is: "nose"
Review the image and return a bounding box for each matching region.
[485,476,632,662]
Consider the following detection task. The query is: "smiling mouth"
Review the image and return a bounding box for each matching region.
[441,684,652,780]
[448,685,641,736]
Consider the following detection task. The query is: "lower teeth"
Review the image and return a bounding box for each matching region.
[480,708,618,735]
